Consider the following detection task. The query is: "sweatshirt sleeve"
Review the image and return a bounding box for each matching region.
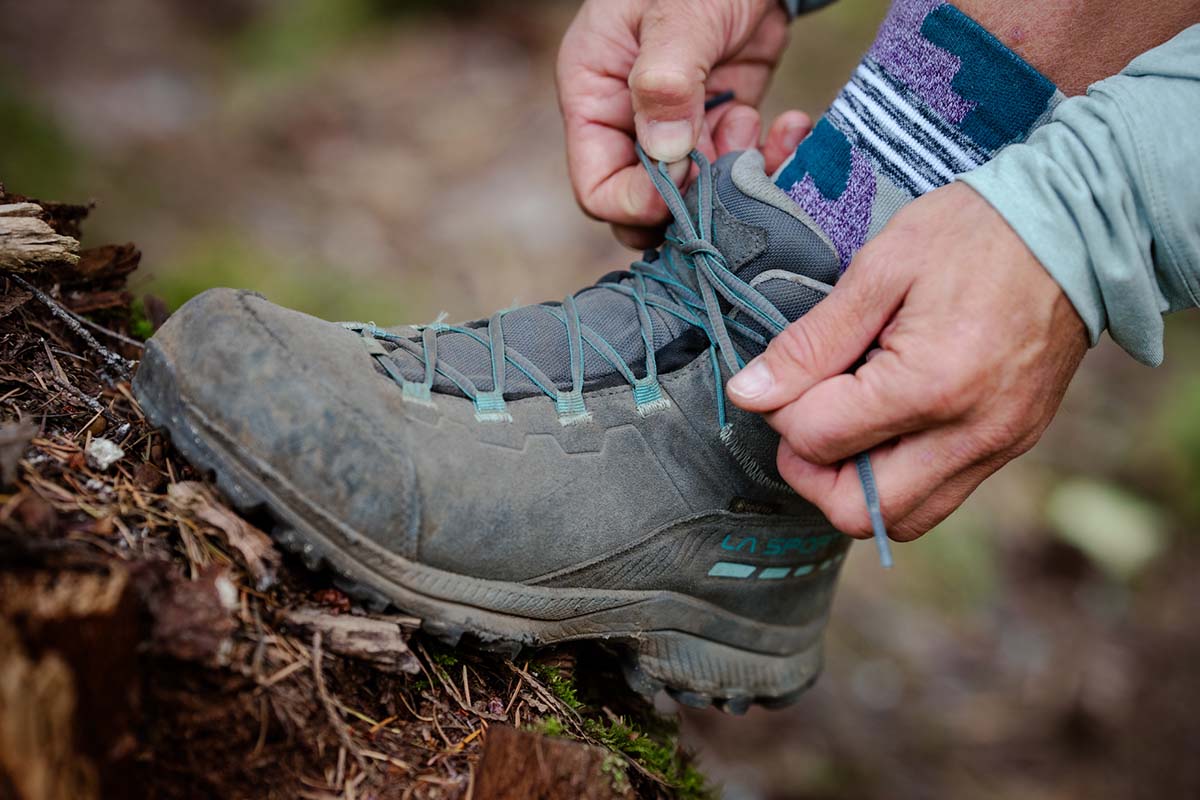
[958,25,1200,366]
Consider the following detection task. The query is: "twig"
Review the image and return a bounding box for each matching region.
[13,274,133,381]
[312,632,367,771]
[41,339,123,432]
[74,311,145,350]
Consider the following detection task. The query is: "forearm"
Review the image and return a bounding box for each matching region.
[959,24,1200,366]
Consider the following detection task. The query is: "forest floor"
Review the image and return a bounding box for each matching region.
[0,190,708,800]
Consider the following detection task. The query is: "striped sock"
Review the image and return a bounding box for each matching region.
[773,0,1062,268]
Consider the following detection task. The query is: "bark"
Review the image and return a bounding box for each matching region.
[0,549,142,800]
[474,725,635,800]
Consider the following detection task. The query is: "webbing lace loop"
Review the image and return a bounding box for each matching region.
[354,147,893,565]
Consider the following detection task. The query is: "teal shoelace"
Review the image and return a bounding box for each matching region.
[348,147,892,568]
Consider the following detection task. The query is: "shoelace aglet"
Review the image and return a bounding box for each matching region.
[854,451,894,569]
[704,90,736,111]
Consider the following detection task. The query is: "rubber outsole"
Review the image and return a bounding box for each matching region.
[133,341,823,713]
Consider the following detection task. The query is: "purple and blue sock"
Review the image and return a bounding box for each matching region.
[774,0,1061,268]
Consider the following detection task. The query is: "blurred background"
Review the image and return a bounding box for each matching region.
[2,1,1197,797]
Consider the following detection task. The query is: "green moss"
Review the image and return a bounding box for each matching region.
[129,298,155,341]
[531,664,583,712]
[528,663,713,799]
[430,650,459,669]
[601,752,632,797]
[532,716,567,738]
[582,716,712,800]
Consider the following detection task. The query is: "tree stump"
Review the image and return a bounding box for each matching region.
[0,548,143,800]
[473,725,635,800]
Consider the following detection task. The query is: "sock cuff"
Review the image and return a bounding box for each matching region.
[867,1,1058,151]
[772,0,1062,269]
[825,57,992,196]
[777,0,1059,198]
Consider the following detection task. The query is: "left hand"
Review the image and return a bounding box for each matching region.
[726,182,1089,541]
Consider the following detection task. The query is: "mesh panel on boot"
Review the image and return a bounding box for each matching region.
[386,152,838,397]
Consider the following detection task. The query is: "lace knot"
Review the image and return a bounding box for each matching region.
[677,237,721,260]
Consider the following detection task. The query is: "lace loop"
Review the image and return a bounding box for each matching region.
[352,147,893,565]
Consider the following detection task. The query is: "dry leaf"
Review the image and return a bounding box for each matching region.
[168,481,281,590]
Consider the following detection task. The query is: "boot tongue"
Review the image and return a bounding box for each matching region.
[698,150,841,290]
[685,151,842,343]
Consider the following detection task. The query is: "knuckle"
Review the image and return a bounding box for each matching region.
[968,414,1029,456]
[1006,425,1043,458]
[826,501,871,538]
[619,178,662,221]
[629,66,694,107]
[889,518,928,542]
[769,322,821,371]
[576,191,605,222]
[925,371,973,420]
[787,428,838,466]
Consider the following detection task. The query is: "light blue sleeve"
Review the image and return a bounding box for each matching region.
[958,25,1200,366]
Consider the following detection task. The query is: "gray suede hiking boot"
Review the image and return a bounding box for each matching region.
[134,149,859,712]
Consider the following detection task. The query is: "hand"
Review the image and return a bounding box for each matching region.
[726,183,1088,541]
[556,0,811,248]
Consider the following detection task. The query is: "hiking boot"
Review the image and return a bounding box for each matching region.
[134,149,857,712]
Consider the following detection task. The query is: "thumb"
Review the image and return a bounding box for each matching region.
[629,6,717,163]
[726,258,906,412]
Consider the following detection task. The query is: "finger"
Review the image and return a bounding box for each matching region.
[559,58,658,226]
[706,61,777,109]
[611,222,666,250]
[630,5,721,162]
[886,461,999,541]
[764,347,968,465]
[572,145,691,227]
[760,111,812,174]
[712,104,762,155]
[727,249,911,412]
[776,426,989,539]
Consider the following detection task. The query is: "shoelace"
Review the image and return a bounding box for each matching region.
[347,147,892,568]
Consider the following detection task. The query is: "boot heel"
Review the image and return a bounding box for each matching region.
[623,630,823,713]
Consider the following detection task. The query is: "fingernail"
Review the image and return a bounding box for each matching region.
[643,119,694,163]
[728,357,774,400]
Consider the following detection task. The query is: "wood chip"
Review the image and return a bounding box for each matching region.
[0,202,80,273]
[283,607,420,675]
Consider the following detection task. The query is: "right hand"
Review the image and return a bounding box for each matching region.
[556,0,811,248]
